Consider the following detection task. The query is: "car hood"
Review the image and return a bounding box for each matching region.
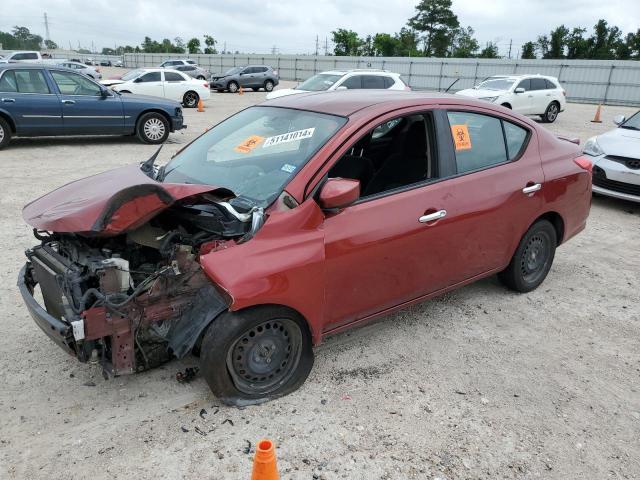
[101,79,125,86]
[265,88,306,100]
[456,88,507,98]
[597,127,640,159]
[23,164,229,236]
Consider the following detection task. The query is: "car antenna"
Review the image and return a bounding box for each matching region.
[444,78,460,93]
[140,144,163,178]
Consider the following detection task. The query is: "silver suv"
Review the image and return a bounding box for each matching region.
[210,65,280,93]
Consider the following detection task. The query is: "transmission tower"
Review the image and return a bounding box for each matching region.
[44,12,51,43]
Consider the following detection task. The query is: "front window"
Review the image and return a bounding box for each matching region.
[161,106,347,206]
[51,71,101,95]
[296,73,343,91]
[477,78,515,91]
[225,67,242,75]
[121,69,143,81]
[620,112,640,130]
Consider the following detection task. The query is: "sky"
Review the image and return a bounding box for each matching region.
[1,0,638,57]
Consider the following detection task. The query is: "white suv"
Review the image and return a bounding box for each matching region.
[266,69,409,100]
[456,75,566,123]
[159,59,198,68]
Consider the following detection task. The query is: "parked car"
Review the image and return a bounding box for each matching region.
[113,60,123,68]
[101,68,210,108]
[56,61,102,80]
[172,64,211,81]
[266,69,408,100]
[0,50,64,65]
[584,111,640,202]
[456,75,566,123]
[17,90,592,405]
[211,65,279,93]
[0,64,185,149]
[159,59,198,68]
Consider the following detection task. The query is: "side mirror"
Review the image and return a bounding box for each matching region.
[613,115,626,126]
[336,86,347,91]
[134,77,143,83]
[100,86,110,97]
[319,178,360,210]
[514,87,525,94]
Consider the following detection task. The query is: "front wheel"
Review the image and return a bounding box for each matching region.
[542,102,560,123]
[136,112,170,144]
[0,117,12,150]
[200,306,314,405]
[227,81,239,93]
[264,80,275,92]
[182,90,199,108]
[498,219,557,293]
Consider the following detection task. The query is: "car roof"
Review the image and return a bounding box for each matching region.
[263,89,492,117]
[319,69,396,76]
[487,74,558,81]
[0,63,73,72]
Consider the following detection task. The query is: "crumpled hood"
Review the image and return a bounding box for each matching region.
[597,127,640,159]
[456,88,506,99]
[265,88,306,100]
[23,164,228,236]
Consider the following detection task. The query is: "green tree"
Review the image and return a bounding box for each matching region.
[373,33,399,56]
[566,27,588,59]
[44,39,58,50]
[521,41,536,59]
[331,28,363,55]
[395,27,421,56]
[588,19,621,59]
[549,25,569,58]
[203,35,217,54]
[408,0,459,57]
[478,42,499,59]
[451,26,478,57]
[361,35,376,56]
[537,35,550,58]
[187,37,201,54]
[174,37,186,54]
[11,26,42,49]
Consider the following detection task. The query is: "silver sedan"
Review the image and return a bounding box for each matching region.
[56,61,102,80]
[584,112,640,203]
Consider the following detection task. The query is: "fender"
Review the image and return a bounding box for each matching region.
[0,108,16,133]
[199,199,327,344]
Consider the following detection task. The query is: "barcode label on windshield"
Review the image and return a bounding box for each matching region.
[263,128,315,148]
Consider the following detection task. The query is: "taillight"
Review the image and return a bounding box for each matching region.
[273,70,278,76]
[574,156,593,173]
[96,68,101,73]
[203,83,209,88]
[562,90,566,97]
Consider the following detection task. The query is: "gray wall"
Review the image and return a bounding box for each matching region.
[124,53,640,107]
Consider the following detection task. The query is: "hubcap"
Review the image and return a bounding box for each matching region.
[265,82,274,91]
[520,233,550,283]
[143,118,165,141]
[548,105,558,121]
[229,83,238,92]
[184,92,197,106]
[227,319,302,395]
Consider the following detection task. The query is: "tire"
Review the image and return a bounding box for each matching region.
[264,80,275,92]
[542,102,560,123]
[182,91,199,108]
[501,103,512,109]
[216,89,224,93]
[251,87,260,92]
[227,81,239,93]
[200,306,314,405]
[498,219,557,293]
[136,112,170,144]
[196,75,206,80]
[0,117,11,149]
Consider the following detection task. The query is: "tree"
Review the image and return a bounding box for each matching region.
[566,27,588,59]
[537,35,551,58]
[361,35,375,56]
[395,27,420,56]
[478,42,499,59]
[44,39,58,50]
[521,41,536,59]
[174,37,186,54]
[203,35,217,54]
[549,25,569,58]
[331,28,363,56]
[451,26,478,57]
[373,33,399,57]
[588,19,621,59]
[11,26,42,49]
[408,0,459,57]
[187,37,201,54]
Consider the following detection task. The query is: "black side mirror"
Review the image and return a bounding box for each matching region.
[100,87,110,97]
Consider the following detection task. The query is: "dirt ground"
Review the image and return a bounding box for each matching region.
[0,69,639,479]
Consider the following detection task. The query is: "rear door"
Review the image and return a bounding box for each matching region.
[48,69,125,134]
[162,71,189,101]
[529,77,550,114]
[0,68,63,135]
[361,75,386,89]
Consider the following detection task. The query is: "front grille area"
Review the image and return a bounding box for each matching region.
[606,155,640,170]
[593,172,640,197]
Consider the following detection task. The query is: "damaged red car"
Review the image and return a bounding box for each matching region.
[18,90,592,405]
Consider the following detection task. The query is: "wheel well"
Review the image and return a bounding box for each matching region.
[0,112,16,133]
[135,109,171,131]
[227,80,238,87]
[501,103,512,109]
[535,212,565,245]
[119,90,131,93]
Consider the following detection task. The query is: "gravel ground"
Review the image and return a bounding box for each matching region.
[0,69,638,479]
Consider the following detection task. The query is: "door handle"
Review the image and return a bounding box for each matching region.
[1,98,15,103]
[522,183,542,194]
[62,99,76,105]
[419,210,447,223]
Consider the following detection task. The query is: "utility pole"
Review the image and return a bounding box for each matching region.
[324,37,328,56]
[508,39,513,59]
[315,35,319,56]
[223,41,227,54]
[44,12,51,43]
[271,45,277,55]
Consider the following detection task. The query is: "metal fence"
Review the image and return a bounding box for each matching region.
[128,53,633,107]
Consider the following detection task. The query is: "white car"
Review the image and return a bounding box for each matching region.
[56,61,102,80]
[266,69,409,100]
[456,75,566,123]
[101,68,210,108]
[159,59,198,68]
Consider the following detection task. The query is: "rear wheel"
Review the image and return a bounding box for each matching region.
[196,75,206,80]
[498,219,557,293]
[542,102,560,123]
[136,112,169,144]
[264,80,275,92]
[200,306,314,405]
[0,117,11,150]
[227,81,239,93]
[182,91,199,108]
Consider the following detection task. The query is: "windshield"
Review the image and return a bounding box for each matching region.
[621,111,640,130]
[296,74,343,91]
[161,106,347,206]
[225,67,242,75]
[477,79,515,91]
[121,69,143,81]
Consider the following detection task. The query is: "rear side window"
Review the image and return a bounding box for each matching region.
[341,76,362,89]
[11,70,50,94]
[14,52,39,60]
[503,122,528,160]
[544,79,557,89]
[447,112,507,173]
[0,71,18,92]
[383,76,395,88]
[164,71,185,81]
[186,60,196,65]
[530,78,547,91]
[139,72,161,82]
[362,75,385,89]
[257,67,268,73]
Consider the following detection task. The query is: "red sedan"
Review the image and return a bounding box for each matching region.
[18,90,592,405]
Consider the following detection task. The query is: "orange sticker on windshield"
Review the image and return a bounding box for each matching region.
[234,135,264,154]
[451,124,472,151]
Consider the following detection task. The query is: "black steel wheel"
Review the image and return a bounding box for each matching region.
[182,90,199,108]
[200,306,313,405]
[498,219,557,292]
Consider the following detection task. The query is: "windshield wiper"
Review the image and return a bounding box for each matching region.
[140,145,163,178]
[620,125,640,130]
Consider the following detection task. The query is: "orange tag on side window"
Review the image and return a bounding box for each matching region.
[451,124,472,151]
[234,135,264,154]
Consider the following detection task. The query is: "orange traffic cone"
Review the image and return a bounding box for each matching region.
[251,439,279,480]
[197,99,204,112]
[238,85,244,95]
[591,104,602,123]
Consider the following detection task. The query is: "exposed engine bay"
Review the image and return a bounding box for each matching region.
[21,196,265,376]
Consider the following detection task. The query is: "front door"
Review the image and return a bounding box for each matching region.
[511,78,533,114]
[48,69,125,134]
[0,68,63,135]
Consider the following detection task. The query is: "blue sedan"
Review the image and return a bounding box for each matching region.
[0,64,185,149]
